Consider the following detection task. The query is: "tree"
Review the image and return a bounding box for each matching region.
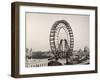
[84,46,89,53]
[26,48,29,53]
[84,46,89,59]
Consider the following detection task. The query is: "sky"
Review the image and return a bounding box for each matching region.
[26,12,89,51]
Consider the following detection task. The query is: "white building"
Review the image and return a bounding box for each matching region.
[26,59,48,67]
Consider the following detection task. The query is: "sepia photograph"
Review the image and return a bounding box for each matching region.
[25,12,90,67]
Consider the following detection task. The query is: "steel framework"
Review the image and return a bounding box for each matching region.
[49,20,74,64]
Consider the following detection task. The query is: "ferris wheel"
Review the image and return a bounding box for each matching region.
[49,20,74,61]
